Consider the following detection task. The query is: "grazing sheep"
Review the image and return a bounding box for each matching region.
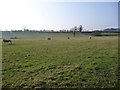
[67,37,70,39]
[3,39,12,43]
[48,38,51,40]
[89,36,92,39]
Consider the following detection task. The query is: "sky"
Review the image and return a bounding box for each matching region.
[0,0,118,31]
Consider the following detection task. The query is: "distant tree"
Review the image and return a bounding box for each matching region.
[73,26,77,37]
[79,25,82,32]
[22,25,27,31]
[51,30,54,32]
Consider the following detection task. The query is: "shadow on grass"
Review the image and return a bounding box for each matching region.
[7,43,15,45]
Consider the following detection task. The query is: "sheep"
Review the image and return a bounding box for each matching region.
[48,38,51,40]
[67,37,70,39]
[3,39,12,43]
[89,36,92,39]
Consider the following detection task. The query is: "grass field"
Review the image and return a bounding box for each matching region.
[2,32,118,88]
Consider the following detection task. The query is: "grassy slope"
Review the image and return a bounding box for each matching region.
[2,34,118,88]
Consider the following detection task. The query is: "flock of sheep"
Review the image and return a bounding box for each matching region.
[3,36,92,43]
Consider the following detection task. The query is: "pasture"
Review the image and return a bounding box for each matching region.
[2,32,118,88]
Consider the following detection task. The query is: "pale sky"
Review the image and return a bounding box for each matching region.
[0,0,118,31]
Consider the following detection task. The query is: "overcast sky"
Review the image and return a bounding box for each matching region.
[0,0,118,31]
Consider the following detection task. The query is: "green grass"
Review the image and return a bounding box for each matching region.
[2,33,118,88]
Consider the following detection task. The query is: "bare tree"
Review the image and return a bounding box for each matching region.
[73,26,77,37]
[79,25,82,32]
[22,25,29,31]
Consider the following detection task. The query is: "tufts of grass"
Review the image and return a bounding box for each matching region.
[2,35,118,88]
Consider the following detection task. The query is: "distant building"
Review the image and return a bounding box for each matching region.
[103,28,119,32]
